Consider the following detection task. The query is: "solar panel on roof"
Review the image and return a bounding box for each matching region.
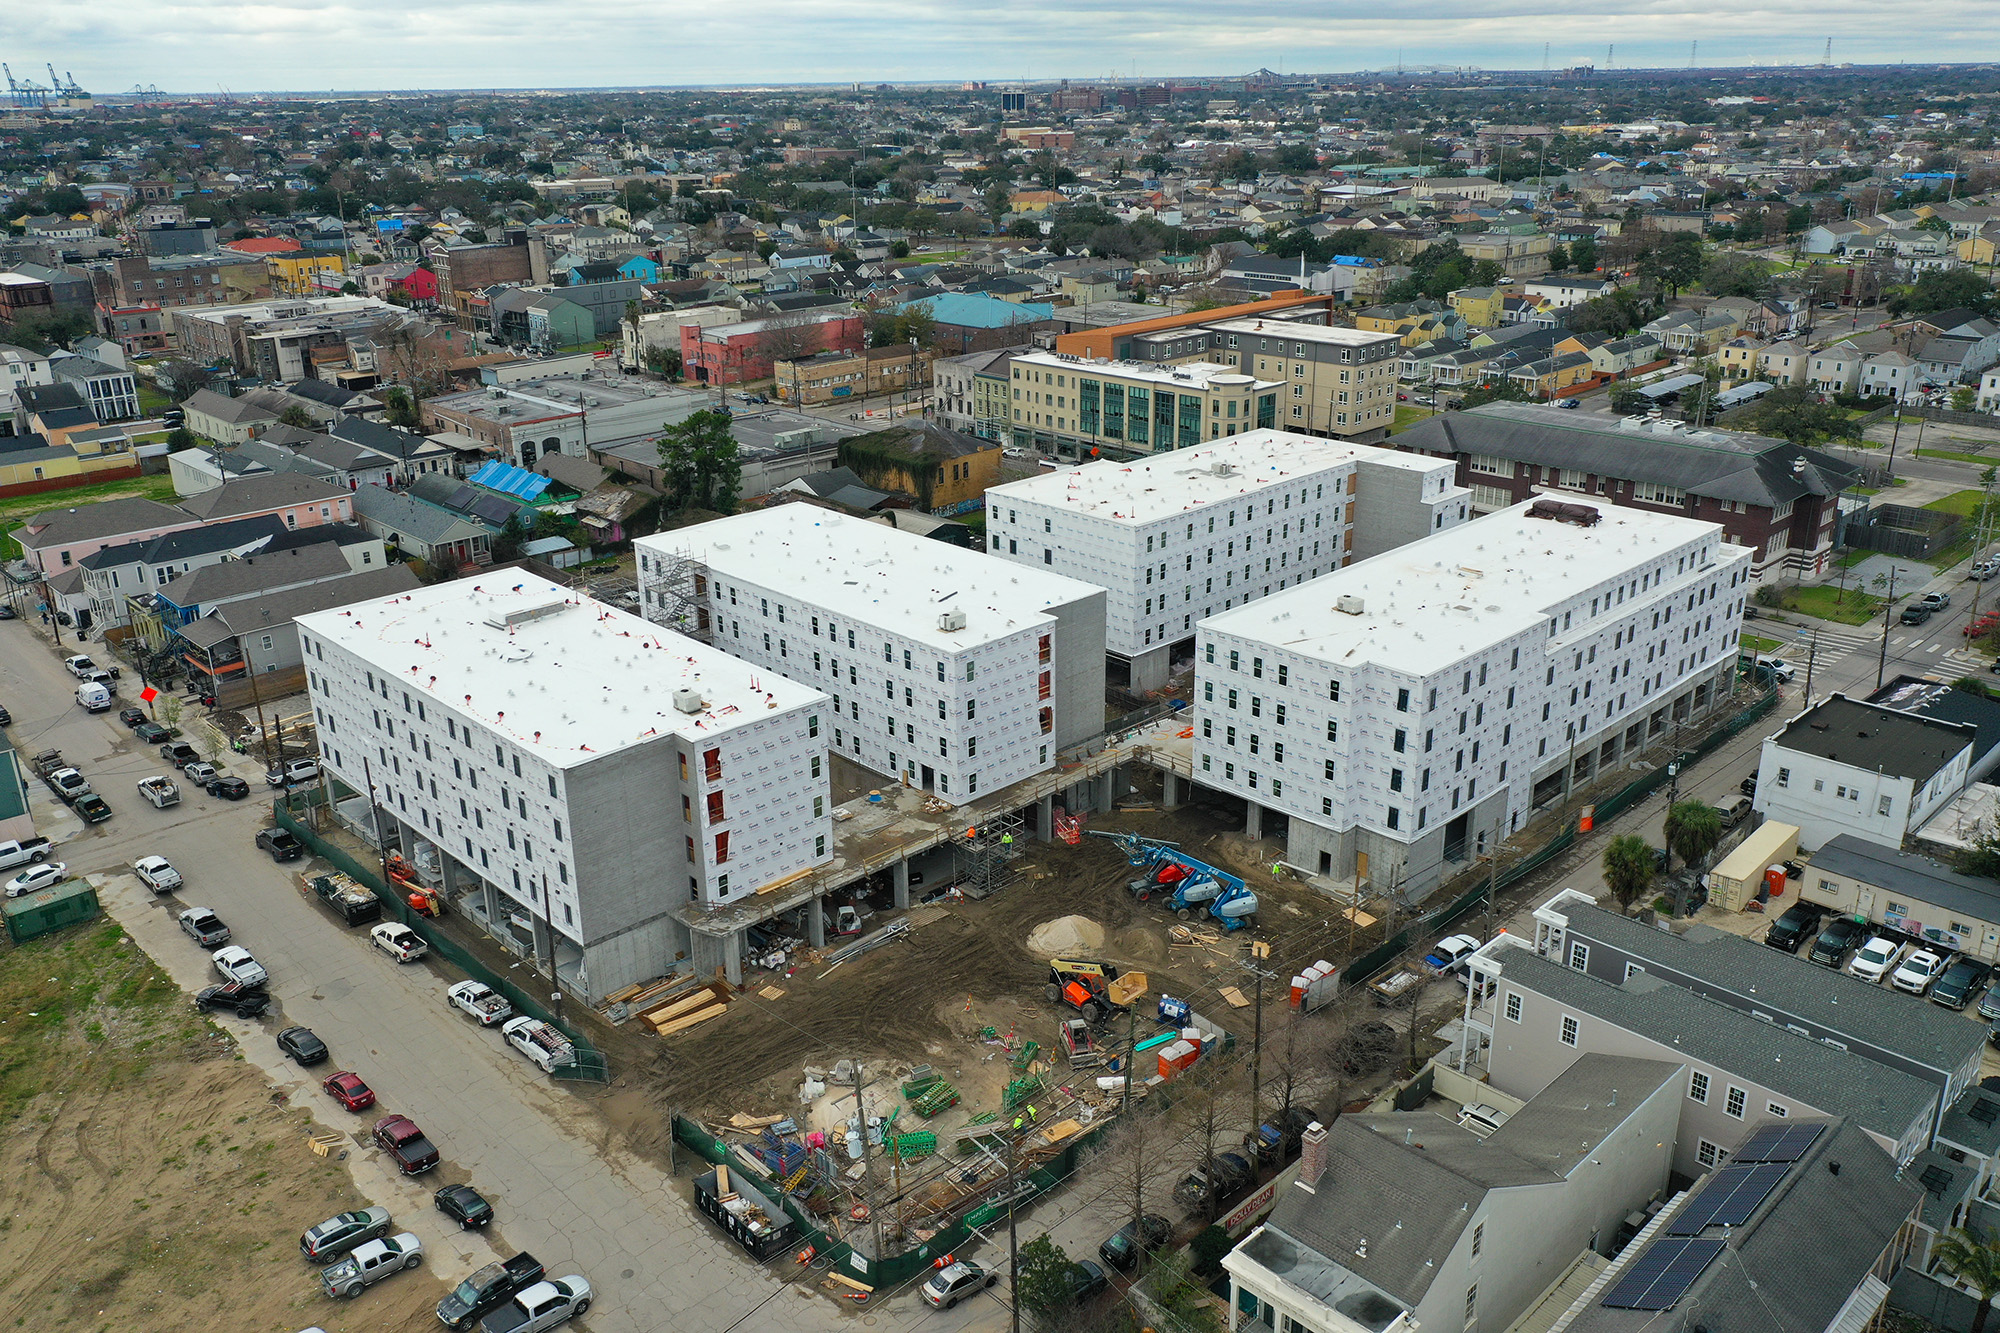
[1919,1164,1955,1197]
[1970,1099,2000,1126]
[1666,1163,1788,1235]
[1599,1237,1727,1311]
[1732,1122,1824,1164]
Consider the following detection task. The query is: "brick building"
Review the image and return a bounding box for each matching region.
[1396,403,1858,580]
[682,309,865,387]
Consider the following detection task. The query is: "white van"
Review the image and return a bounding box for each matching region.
[75,681,111,712]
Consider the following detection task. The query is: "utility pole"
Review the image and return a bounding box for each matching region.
[1876,564,1903,689]
[850,1058,886,1272]
[1886,407,1904,479]
[1242,943,1277,1136]
[1801,622,1822,704]
[360,753,393,898]
[1006,1127,1022,1333]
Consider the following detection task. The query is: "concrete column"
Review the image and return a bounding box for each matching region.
[1161,771,1181,810]
[1127,644,1172,692]
[722,929,744,986]
[480,882,499,927]
[1245,801,1263,839]
[892,860,910,910]
[531,913,553,967]
[1036,793,1054,842]
[807,895,827,948]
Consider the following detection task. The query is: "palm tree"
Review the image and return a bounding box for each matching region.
[1602,835,1657,914]
[1664,799,1723,874]
[1934,1226,2000,1333]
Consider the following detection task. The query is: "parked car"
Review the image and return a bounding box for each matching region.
[1932,957,1992,1011]
[372,1113,440,1174]
[4,861,68,897]
[1758,657,1796,683]
[1968,613,2000,637]
[268,758,321,787]
[1098,1215,1173,1271]
[1979,984,2000,1022]
[922,1260,998,1310]
[1172,1150,1254,1210]
[177,906,230,946]
[1849,935,1907,984]
[501,1016,576,1072]
[1892,949,1950,995]
[181,761,218,787]
[1901,604,1933,626]
[1739,774,1758,797]
[159,741,199,767]
[193,982,269,1018]
[435,1183,494,1230]
[1422,933,1481,976]
[63,654,104,678]
[1921,591,1952,612]
[448,980,515,1027]
[476,1276,592,1333]
[322,1070,376,1112]
[134,721,170,744]
[278,1026,330,1065]
[133,854,182,893]
[1972,559,2000,581]
[0,703,9,724]
[437,1253,542,1329]
[206,774,250,800]
[117,706,147,728]
[319,1232,422,1298]
[211,944,268,988]
[371,922,428,963]
[299,1206,393,1262]
[1712,795,1753,829]
[1810,916,1868,967]
[1764,902,1826,954]
[1066,1259,1111,1303]
[256,827,305,862]
[75,794,112,824]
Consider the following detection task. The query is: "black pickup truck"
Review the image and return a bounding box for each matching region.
[438,1253,543,1330]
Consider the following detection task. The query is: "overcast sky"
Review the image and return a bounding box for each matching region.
[14,2,2000,94]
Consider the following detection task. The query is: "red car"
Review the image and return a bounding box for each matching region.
[322,1070,376,1112]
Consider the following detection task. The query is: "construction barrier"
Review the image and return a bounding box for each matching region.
[274,792,609,1082]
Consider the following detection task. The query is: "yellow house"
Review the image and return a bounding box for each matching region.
[1717,336,1768,382]
[1448,286,1515,329]
[1758,340,1809,387]
[1957,232,2000,266]
[1007,190,1066,214]
[1355,302,1454,347]
[0,429,139,493]
[267,251,345,295]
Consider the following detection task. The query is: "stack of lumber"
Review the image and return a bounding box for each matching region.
[643,983,730,1037]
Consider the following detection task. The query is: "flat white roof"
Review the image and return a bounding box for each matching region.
[657,507,1100,650]
[988,428,1438,525]
[1202,497,1735,675]
[298,573,825,768]
[1204,317,1402,348]
[1011,350,1280,392]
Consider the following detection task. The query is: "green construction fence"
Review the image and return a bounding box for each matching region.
[274,793,609,1082]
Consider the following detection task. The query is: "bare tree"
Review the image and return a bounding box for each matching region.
[754,309,830,367]
[1082,1104,1186,1237]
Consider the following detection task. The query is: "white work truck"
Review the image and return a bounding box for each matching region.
[500,1016,576,1073]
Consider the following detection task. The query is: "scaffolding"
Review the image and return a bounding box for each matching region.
[643,544,712,644]
[954,812,1024,899]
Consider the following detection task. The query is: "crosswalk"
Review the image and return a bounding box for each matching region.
[1770,624,1990,676]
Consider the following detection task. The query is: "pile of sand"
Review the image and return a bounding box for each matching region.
[1028,914,1106,955]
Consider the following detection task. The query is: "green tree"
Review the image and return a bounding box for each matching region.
[1701,251,1771,298]
[1665,799,1723,874]
[1014,1234,1079,1328]
[163,426,199,452]
[1933,1226,2000,1333]
[1189,1224,1233,1278]
[1658,233,1706,296]
[1457,378,1532,408]
[889,239,910,258]
[277,405,317,430]
[382,387,421,430]
[1743,387,1861,447]
[1546,242,1571,273]
[1570,236,1599,273]
[642,346,682,380]
[656,409,742,515]
[1602,835,1657,913]
[1889,268,1997,317]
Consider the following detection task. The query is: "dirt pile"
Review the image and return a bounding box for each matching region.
[1026,914,1106,956]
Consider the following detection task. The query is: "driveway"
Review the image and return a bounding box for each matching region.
[0,618,1020,1333]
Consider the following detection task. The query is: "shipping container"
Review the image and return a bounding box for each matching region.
[4,881,103,943]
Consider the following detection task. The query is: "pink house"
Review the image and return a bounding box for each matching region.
[176,474,355,530]
[14,497,202,575]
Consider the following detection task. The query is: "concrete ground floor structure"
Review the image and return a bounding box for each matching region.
[1150,660,1744,903]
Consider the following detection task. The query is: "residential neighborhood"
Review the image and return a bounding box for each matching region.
[12,48,2000,1333]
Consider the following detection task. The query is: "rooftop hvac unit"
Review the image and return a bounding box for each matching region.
[483,600,572,631]
[1209,460,1234,477]
[1335,594,1366,615]
[773,426,821,450]
[937,608,968,632]
[673,688,706,714]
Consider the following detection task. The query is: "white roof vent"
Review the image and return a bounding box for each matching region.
[1335,594,1366,616]
[937,608,968,632]
[672,688,706,714]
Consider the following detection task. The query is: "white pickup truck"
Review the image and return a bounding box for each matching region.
[46,768,92,804]
[448,980,514,1027]
[136,776,181,809]
[319,1232,423,1299]
[501,1017,576,1073]
[0,838,52,872]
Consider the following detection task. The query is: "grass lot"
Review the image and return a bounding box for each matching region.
[0,473,180,559]
[1919,445,1998,464]
[1741,633,1783,655]
[906,249,969,264]
[1760,583,1884,625]
[1392,405,1437,434]
[135,382,173,416]
[1925,490,1989,518]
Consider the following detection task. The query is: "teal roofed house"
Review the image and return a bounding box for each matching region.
[894,292,1058,355]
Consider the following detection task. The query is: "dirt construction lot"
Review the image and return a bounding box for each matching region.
[621,797,1400,1130]
[0,921,448,1333]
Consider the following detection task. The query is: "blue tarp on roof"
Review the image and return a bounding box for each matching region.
[467,460,553,501]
